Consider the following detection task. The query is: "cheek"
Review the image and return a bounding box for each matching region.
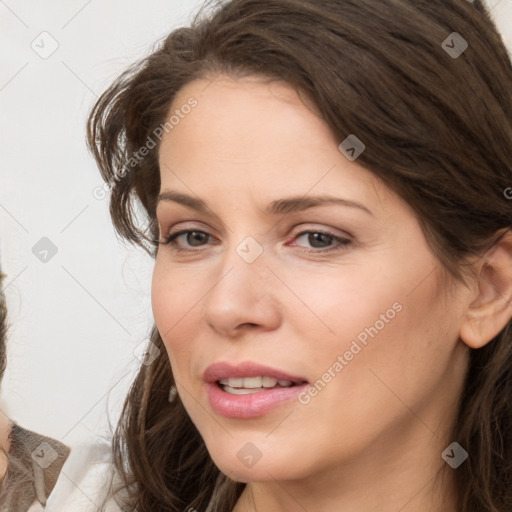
[309,271,456,423]
[151,258,201,324]
[276,278,454,469]
[277,260,406,358]
[151,260,202,366]
[151,261,170,335]
[288,259,453,410]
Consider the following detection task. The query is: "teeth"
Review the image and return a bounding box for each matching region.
[262,376,278,387]
[223,386,264,395]
[219,378,243,387]
[218,377,294,389]
[241,376,263,388]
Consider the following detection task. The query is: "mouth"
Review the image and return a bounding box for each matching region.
[203,361,310,419]
[216,376,307,395]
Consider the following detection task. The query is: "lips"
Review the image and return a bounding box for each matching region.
[203,361,310,419]
[203,361,308,385]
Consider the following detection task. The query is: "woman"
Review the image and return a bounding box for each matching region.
[86,0,512,510]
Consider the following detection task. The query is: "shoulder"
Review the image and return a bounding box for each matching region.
[2,423,71,511]
[41,433,124,512]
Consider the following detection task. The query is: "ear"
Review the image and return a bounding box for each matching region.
[460,229,512,349]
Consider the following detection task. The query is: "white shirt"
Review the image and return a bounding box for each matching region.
[28,434,123,512]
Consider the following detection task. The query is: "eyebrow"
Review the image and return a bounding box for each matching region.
[156,191,374,217]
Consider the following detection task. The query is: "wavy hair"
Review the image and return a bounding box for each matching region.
[87,1,512,510]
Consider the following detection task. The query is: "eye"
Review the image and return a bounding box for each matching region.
[159,226,352,255]
[290,230,352,253]
[159,229,213,252]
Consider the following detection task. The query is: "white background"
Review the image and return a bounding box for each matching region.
[0,0,511,448]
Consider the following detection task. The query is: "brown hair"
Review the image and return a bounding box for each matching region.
[0,265,8,384]
[86,0,512,510]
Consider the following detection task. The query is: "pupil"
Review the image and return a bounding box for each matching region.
[309,233,332,248]
[188,231,207,246]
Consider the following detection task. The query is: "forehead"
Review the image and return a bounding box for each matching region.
[160,75,362,186]
[156,74,412,226]
[161,74,333,159]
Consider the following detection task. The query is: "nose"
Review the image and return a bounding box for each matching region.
[202,241,282,338]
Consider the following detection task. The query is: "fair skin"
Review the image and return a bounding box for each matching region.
[152,74,512,512]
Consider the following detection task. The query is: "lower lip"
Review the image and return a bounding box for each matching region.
[205,381,309,419]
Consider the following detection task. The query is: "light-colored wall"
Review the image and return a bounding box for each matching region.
[0,0,207,445]
[0,0,511,446]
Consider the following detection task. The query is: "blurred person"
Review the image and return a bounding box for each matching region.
[0,266,70,511]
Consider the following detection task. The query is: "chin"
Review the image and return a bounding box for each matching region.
[206,443,308,483]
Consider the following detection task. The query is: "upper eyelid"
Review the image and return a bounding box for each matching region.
[159,220,217,238]
[160,225,353,245]
[159,221,351,236]
[160,229,352,256]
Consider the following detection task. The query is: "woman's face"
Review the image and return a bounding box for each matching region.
[153,74,471,482]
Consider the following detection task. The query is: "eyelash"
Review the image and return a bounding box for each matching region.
[158,228,352,254]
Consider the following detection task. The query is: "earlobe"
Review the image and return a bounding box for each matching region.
[459,229,512,349]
